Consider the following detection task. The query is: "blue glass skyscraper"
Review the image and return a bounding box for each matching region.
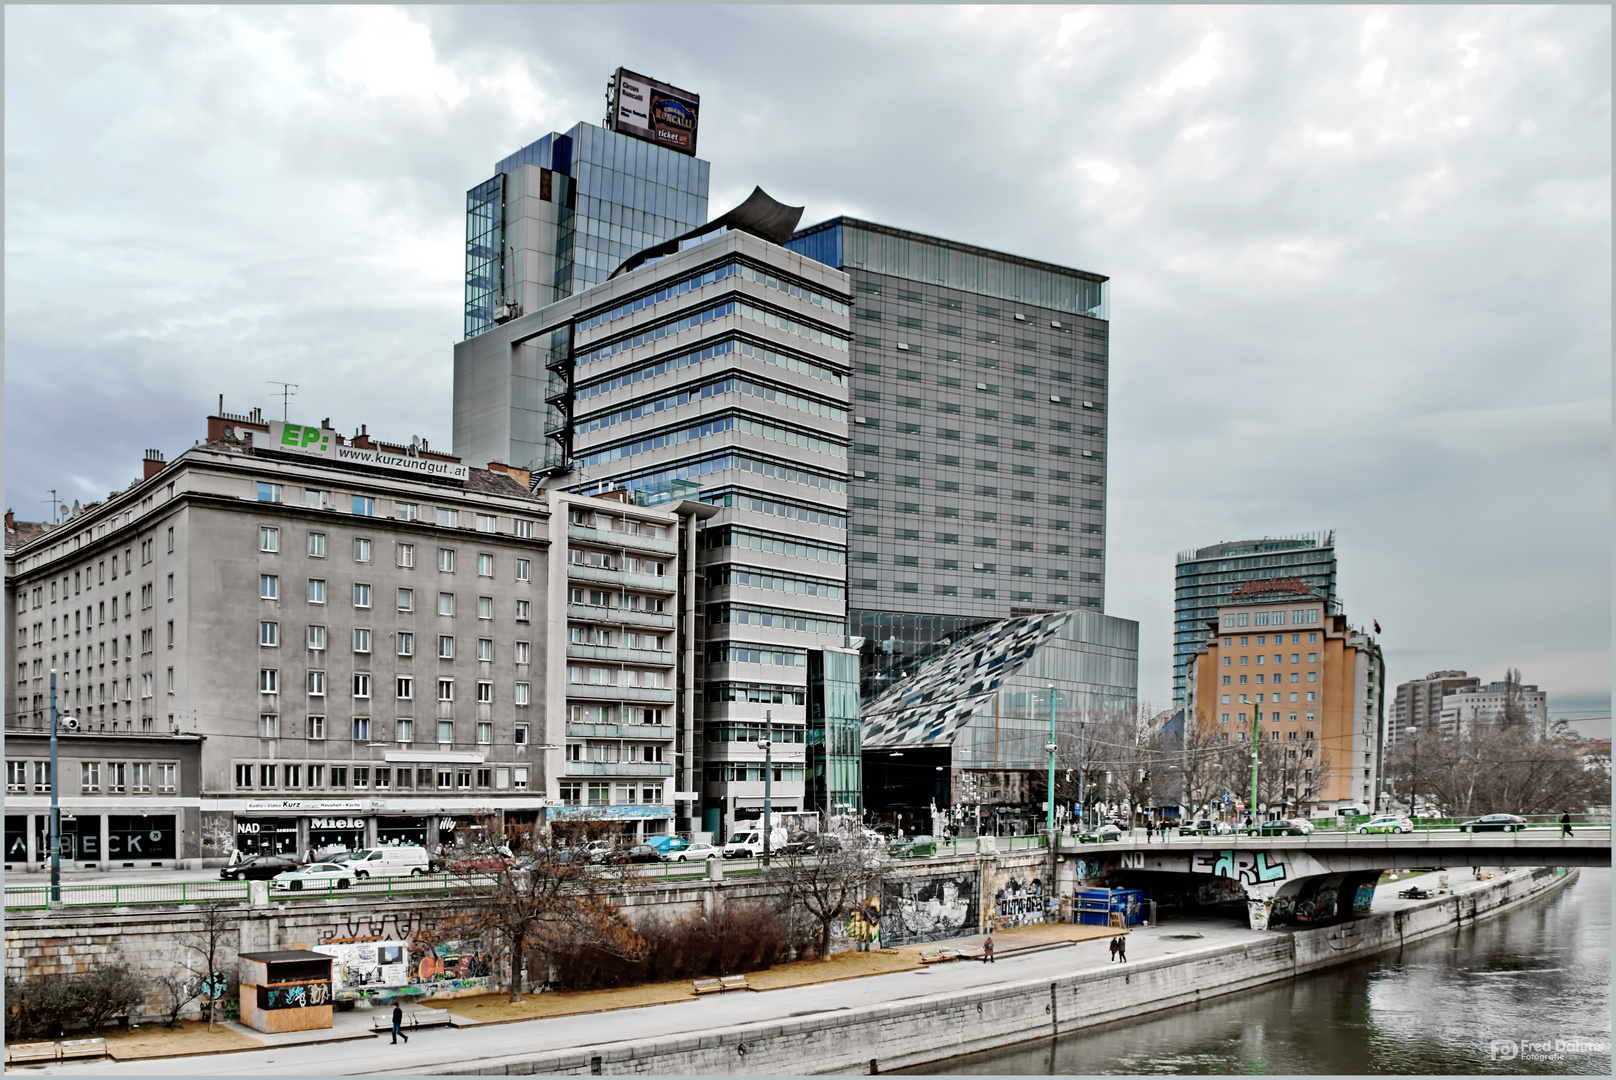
[464,122,710,339]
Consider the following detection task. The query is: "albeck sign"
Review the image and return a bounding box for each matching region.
[268,421,470,482]
[1230,577,1312,601]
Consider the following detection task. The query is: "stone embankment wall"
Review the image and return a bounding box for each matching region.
[412,866,1578,1076]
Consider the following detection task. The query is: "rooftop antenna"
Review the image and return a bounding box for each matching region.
[267,381,299,421]
[41,489,62,525]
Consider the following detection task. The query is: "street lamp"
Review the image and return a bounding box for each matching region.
[48,669,70,907]
[758,709,773,866]
[1045,685,1057,833]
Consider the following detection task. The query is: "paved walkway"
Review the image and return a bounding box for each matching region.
[20,868,1522,1077]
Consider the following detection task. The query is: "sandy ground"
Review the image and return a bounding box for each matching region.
[100,1020,263,1059]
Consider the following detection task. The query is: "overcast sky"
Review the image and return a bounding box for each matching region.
[6,6,1609,716]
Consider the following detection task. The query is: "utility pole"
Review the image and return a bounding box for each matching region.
[1045,685,1057,833]
[267,381,299,421]
[1077,715,1087,833]
[1249,701,1261,834]
[760,708,773,866]
[49,670,63,907]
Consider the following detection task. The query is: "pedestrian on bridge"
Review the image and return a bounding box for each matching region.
[1561,812,1573,838]
[391,1003,409,1045]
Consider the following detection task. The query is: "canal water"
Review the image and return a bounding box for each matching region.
[913,868,1611,1075]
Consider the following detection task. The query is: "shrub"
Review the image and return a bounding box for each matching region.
[538,902,792,991]
[4,959,144,1040]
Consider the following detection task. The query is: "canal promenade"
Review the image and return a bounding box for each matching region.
[24,865,1573,1076]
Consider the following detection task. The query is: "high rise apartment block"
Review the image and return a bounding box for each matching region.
[1390,670,1479,744]
[785,218,1110,699]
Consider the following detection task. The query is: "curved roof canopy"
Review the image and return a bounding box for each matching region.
[609,186,805,280]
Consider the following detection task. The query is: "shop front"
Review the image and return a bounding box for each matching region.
[375,816,428,848]
[5,816,27,864]
[108,815,177,861]
[308,816,368,856]
[35,815,101,862]
[236,817,300,857]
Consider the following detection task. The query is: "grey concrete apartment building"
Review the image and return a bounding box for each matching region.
[784,218,1111,699]
[1389,670,1479,744]
[454,217,852,840]
[5,409,557,866]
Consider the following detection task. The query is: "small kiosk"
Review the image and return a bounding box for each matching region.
[238,950,335,1034]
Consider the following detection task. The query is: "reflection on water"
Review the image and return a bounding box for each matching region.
[913,869,1610,1075]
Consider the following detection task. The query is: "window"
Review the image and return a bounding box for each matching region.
[397,543,415,568]
[5,761,24,793]
[258,714,278,739]
[307,716,326,740]
[260,575,279,600]
[353,717,371,741]
[397,632,414,657]
[476,681,493,704]
[233,764,251,789]
[307,532,326,558]
[478,597,493,620]
[397,676,413,700]
[396,501,419,522]
[438,549,455,573]
[257,482,282,503]
[131,762,151,793]
[141,583,154,608]
[259,621,278,647]
[307,671,326,696]
[436,508,458,528]
[438,678,454,701]
[260,669,279,694]
[308,579,326,604]
[34,761,51,793]
[307,625,327,651]
[260,527,279,552]
[353,538,371,563]
[156,763,176,793]
[82,761,104,794]
[514,640,531,664]
[437,635,454,659]
[477,638,493,662]
[477,721,492,744]
[396,718,413,743]
[438,592,455,616]
[351,496,374,516]
[437,720,454,744]
[305,489,330,510]
[514,519,534,539]
[353,673,371,699]
[397,588,414,612]
[476,513,497,533]
[166,574,175,601]
[516,558,530,582]
[331,766,347,787]
[353,583,371,608]
[515,599,531,622]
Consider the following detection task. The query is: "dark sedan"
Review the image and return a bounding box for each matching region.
[605,843,665,864]
[219,854,298,881]
[1459,814,1529,833]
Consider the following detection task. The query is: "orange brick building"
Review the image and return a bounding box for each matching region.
[1184,598,1384,816]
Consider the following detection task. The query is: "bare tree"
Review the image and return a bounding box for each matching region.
[173,901,234,1031]
[773,834,889,960]
[1501,667,1528,727]
[437,816,646,1002]
[1385,723,1606,818]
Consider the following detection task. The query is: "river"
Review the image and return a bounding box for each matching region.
[912,868,1610,1075]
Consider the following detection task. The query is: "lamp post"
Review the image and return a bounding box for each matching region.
[1077,715,1087,832]
[760,709,773,866]
[49,670,64,906]
[1249,701,1261,834]
[1045,685,1058,833]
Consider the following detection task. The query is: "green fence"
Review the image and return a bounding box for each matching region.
[4,880,251,910]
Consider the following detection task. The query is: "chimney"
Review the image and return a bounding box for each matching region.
[5,510,13,531]
[143,449,166,480]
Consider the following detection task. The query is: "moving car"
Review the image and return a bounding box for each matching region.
[673,842,722,861]
[643,835,689,858]
[1078,824,1124,844]
[1459,814,1529,833]
[1356,816,1413,835]
[605,843,664,864]
[1260,819,1316,836]
[1179,819,1234,837]
[347,846,433,877]
[219,854,297,881]
[270,862,356,891]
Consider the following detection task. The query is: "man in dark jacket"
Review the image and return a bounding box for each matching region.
[1561,812,1574,838]
[392,1002,409,1044]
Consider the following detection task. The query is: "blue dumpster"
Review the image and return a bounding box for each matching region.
[1075,887,1144,927]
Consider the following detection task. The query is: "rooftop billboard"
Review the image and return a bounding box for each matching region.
[611,67,700,157]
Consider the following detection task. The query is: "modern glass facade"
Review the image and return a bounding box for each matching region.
[1172,533,1340,708]
[787,217,1111,700]
[464,123,709,340]
[807,647,863,816]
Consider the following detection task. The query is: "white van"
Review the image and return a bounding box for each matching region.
[347,846,432,877]
[722,826,787,858]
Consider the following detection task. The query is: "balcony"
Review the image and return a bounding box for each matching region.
[568,524,676,557]
[564,761,675,777]
[566,643,674,665]
[566,564,678,595]
[566,683,676,704]
[567,603,673,630]
[566,723,673,740]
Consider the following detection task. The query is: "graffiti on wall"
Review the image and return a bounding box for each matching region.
[257,980,332,1010]
[845,897,883,948]
[993,876,1046,928]
[318,910,423,944]
[880,874,976,946]
[1352,882,1376,914]
[313,939,411,1000]
[412,940,493,996]
[1191,849,1287,885]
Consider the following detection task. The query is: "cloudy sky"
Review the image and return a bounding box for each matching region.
[6,5,1609,716]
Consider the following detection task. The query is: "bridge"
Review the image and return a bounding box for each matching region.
[1055,826,1609,930]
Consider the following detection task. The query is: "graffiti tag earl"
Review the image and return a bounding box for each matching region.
[1192,849,1286,884]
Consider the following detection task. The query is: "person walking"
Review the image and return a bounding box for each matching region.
[391,1002,409,1045]
[1561,812,1573,838]
[1108,936,1120,963]
[1115,934,1127,963]
[983,934,995,964]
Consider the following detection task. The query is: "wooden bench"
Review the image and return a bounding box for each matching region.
[919,948,962,965]
[6,1042,60,1064]
[370,1006,455,1032]
[719,975,750,992]
[58,1038,108,1060]
[692,978,725,995]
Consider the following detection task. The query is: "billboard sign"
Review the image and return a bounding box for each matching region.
[612,68,700,156]
[313,939,410,999]
[266,421,470,482]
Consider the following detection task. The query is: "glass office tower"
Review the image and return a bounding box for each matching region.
[786,218,1110,700]
[1172,532,1340,708]
[464,122,710,339]
[807,647,863,818]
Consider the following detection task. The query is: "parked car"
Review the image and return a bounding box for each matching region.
[605,843,664,864]
[889,837,936,858]
[1357,816,1413,835]
[219,854,298,881]
[270,862,356,891]
[673,842,722,861]
[1259,819,1313,836]
[1078,824,1124,844]
[1179,819,1233,837]
[347,846,433,878]
[516,848,587,871]
[1459,814,1529,833]
[643,835,689,857]
[582,839,617,864]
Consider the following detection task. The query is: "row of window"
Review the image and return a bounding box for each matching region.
[1222,677,1317,690]
[259,624,532,663]
[250,715,527,744]
[699,525,846,565]
[257,577,531,619]
[255,484,535,539]
[566,666,667,688]
[234,761,529,790]
[704,763,807,783]
[854,524,1097,540]
[566,705,666,725]
[6,760,177,794]
[557,781,665,807]
[851,418,1102,457]
[259,529,531,578]
[571,335,848,407]
[258,672,530,704]
[857,582,1085,604]
[705,722,806,743]
[1223,610,1321,628]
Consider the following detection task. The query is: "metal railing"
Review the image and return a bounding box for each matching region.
[4,880,251,910]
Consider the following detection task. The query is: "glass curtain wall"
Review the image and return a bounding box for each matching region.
[464,176,505,338]
[808,649,863,815]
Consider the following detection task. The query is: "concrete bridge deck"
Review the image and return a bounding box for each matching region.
[1058,827,1611,869]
